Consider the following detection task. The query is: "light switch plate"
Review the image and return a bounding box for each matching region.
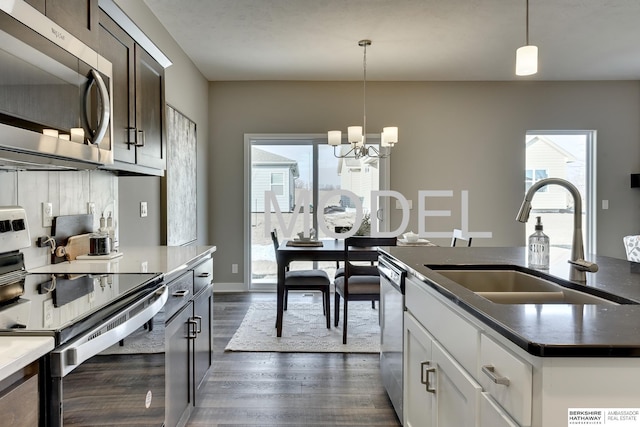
[140,201,148,218]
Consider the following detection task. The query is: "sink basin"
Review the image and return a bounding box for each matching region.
[429,266,619,305]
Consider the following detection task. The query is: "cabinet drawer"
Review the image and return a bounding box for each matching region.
[406,277,480,374]
[479,334,532,427]
[479,392,520,427]
[193,258,213,295]
[164,271,194,320]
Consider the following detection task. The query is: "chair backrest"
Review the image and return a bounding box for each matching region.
[270,229,279,252]
[451,229,472,247]
[623,235,640,262]
[343,236,397,275]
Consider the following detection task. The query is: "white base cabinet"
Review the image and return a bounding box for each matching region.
[404,311,481,427]
[404,272,640,427]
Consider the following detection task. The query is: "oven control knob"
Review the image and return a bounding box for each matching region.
[0,220,10,233]
[11,218,25,231]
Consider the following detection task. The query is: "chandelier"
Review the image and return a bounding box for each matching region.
[327,40,398,159]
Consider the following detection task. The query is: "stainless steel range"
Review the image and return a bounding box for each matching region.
[0,206,168,427]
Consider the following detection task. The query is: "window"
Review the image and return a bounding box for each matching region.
[525,131,596,255]
[525,169,549,192]
[270,172,284,195]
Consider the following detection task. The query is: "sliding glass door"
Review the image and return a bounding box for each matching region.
[245,134,389,289]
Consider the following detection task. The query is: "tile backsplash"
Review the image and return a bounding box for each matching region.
[0,169,118,269]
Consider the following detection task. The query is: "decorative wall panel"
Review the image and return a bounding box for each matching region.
[165,105,197,245]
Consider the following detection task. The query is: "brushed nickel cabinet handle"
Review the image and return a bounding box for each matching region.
[193,315,202,333]
[136,129,145,147]
[420,361,436,394]
[172,289,190,298]
[187,319,198,339]
[482,364,510,386]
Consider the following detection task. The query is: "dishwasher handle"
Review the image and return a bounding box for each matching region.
[50,285,168,378]
[378,256,406,292]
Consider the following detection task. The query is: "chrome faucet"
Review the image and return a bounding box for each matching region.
[516,177,597,282]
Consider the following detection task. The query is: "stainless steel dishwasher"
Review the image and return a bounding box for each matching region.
[378,255,406,422]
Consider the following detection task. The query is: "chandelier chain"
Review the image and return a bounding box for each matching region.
[361,40,368,145]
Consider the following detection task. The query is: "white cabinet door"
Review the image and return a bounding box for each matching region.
[404,312,435,427]
[479,392,520,427]
[432,340,482,427]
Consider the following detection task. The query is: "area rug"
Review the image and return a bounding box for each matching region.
[225,301,380,353]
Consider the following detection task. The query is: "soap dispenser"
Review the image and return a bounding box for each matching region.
[528,216,549,269]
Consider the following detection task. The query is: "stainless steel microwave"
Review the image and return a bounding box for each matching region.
[0,0,113,170]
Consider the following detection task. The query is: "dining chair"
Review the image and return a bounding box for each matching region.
[451,228,472,247]
[623,235,640,263]
[271,229,331,328]
[334,236,397,344]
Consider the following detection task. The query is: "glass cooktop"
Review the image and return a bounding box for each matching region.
[0,272,162,344]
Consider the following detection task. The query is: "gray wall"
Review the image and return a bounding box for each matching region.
[113,0,209,246]
[118,176,162,246]
[209,80,640,286]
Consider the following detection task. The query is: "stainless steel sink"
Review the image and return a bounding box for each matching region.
[432,268,618,305]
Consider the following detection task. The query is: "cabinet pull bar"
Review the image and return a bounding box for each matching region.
[187,319,198,339]
[172,289,190,298]
[136,129,145,147]
[198,272,210,278]
[420,361,437,394]
[482,365,510,386]
[126,127,137,147]
[193,315,202,333]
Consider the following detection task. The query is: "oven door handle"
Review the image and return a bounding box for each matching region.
[50,285,168,377]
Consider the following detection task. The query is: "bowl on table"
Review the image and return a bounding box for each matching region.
[403,232,419,243]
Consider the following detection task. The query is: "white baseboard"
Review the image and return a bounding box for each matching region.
[213,282,249,292]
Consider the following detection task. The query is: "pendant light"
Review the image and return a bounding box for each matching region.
[515,0,538,76]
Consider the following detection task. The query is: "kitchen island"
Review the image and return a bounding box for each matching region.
[381,246,640,427]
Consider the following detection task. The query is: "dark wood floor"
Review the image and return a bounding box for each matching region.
[186,292,402,427]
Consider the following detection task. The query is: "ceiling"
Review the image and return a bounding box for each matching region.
[142,0,640,82]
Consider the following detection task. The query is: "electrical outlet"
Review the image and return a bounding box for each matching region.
[42,202,53,227]
[43,299,54,328]
[140,201,148,218]
[87,202,96,215]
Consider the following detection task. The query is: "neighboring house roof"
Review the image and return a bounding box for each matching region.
[252,147,299,178]
[526,136,579,163]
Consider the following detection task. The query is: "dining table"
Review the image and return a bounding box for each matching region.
[275,238,381,337]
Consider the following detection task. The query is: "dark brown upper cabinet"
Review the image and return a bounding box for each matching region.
[25,0,99,49]
[99,10,167,175]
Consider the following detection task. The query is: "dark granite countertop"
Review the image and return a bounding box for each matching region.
[380,246,640,357]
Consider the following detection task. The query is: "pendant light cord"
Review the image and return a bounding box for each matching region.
[525,0,530,45]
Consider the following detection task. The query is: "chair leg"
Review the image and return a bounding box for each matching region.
[371,300,375,309]
[334,292,340,327]
[322,292,326,315]
[342,298,348,344]
[324,290,331,329]
[284,289,288,310]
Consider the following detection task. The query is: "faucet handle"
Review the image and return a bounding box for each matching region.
[568,259,599,273]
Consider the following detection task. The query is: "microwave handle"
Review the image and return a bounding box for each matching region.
[81,69,111,146]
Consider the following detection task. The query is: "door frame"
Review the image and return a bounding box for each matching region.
[244,133,390,290]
